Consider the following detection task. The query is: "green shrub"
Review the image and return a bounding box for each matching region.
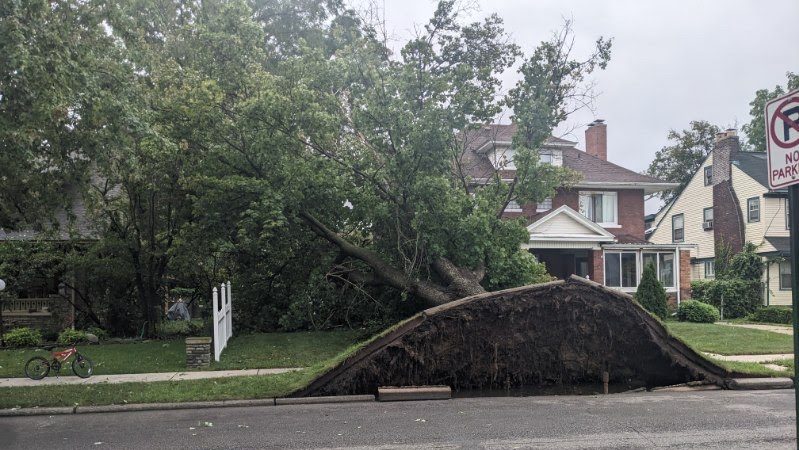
[635,263,668,319]
[57,329,89,345]
[86,326,110,341]
[690,279,762,318]
[747,307,792,324]
[4,327,43,348]
[156,319,208,338]
[677,300,720,323]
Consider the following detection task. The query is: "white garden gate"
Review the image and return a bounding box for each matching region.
[212,281,233,362]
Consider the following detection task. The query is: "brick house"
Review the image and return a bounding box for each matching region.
[0,193,90,332]
[464,121,691,303]
[647,130,791,306]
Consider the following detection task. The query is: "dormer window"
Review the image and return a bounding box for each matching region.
[540,151,553,164]
[491,148,516,170]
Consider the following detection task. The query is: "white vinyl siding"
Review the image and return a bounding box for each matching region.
[766,260,792,306]
[533,213,597,235]
[731,166,786,252]
[648,155,715,259]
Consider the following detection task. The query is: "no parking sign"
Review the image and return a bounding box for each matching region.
[768,87,799,438]
[766,88,799,189]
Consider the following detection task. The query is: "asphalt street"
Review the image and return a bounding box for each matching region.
[0,389,795,449]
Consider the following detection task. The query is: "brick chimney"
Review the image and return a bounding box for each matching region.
[585,120,607,160]
[710,129,740,185]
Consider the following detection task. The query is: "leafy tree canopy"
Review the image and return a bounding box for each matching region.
[1,0,613,333]
[646,120,720,203]
[742,72,799,151]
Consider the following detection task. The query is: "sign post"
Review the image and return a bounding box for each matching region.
[765,88,799,438]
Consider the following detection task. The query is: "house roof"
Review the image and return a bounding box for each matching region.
[462,123,676,190]
[733,152,769,188]
[462,124,577,152]
[0,191,94,241]
[763,236,790,255]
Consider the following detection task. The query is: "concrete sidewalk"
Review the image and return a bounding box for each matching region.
[716,322,793,335]
[0,367,302,388]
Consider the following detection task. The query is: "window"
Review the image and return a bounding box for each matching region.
[493,148,516,170]
[780,262,792,290]
[747,197,760,222]
[704,166,713,186]
[605,252,637,288]
[505,199,522,212]
[539,151,553,164]
[703,207,713,230]
[786,198,791,230]
[579,192,618,225]
[536,197,552,212]
[642,252,676,287]
[704,260,715,278]
[672,214,684,242]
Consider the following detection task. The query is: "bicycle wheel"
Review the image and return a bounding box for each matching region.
[72,354,93,378]
[24,356,50,380]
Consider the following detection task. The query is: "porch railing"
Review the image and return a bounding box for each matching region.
[1,297,61,314]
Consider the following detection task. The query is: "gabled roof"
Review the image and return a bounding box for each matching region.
[462,123,677,192]
[526,205,616,242]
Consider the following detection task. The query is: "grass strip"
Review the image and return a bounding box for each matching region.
[664,321,794,355]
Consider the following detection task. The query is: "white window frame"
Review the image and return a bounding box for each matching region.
[780,261,792,291]
[539,151,553,164]
[672,214,684,243]
[504,199,522,212]
[579,191,619,227]
[642,252,676,288]
[536,197,552,213]
[704,166,712,186]
[704,260,715,279]
[604,251,638,289]
[492,148,516,170]
[747,197,760,223]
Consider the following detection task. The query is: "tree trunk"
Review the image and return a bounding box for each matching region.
[299,211,486,305]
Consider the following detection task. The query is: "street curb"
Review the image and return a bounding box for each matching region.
[0,395,376,417]
[276,395,375,405]
[725,377,795,390]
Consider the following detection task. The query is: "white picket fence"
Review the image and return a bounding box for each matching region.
[212,281,233,362]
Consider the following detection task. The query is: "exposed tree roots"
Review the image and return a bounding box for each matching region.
[293,276,741,397]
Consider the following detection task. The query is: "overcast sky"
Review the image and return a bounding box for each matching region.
[351,0,798,212]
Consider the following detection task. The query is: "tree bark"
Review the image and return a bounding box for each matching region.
[298,211,483,306]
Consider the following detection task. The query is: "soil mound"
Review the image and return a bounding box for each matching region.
[293,276,735,396]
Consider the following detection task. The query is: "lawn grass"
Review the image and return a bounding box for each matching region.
[665,321,794,355]
[0,330,360,378]
[0,369,323,409]
[0,323,395,409]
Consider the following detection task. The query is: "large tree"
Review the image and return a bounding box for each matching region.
[646,120,720,203]
[741,72,799,151]
[2,0,613,333]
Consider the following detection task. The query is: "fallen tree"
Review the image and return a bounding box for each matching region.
[293,276,741,397]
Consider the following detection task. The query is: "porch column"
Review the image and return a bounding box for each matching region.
[679,250,691,302]
[589,250,604,284]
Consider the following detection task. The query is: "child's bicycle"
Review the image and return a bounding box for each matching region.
[24,346,93,380]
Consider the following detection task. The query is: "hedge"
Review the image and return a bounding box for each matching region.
[4,327,43,348]
[677,300,720,323]
[690,279,762,319]
[747,307,792,324]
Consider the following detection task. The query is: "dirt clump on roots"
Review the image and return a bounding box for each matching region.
[293,276,735,397]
